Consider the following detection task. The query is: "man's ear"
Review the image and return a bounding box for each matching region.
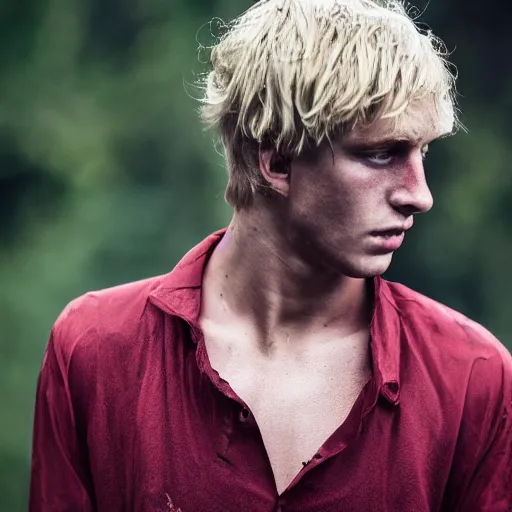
[259,147,291,197]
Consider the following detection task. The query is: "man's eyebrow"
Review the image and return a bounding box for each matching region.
[345,131,451,148]
[344,137,420,149]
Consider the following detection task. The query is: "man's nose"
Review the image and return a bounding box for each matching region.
[388,153,434,216]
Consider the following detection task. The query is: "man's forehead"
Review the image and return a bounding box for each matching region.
[345,101,454,145]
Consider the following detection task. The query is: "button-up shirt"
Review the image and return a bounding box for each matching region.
[30,229,512,511]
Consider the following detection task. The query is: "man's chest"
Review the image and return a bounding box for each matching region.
[84,330,459,512]
[225,366,370,494]
[203,330,372,494]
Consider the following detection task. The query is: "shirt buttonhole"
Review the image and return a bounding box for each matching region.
[386,381,399,394]
[239,407,251,422]
[382,381,400,405]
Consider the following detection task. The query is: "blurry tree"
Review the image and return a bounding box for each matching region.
[0,0,509,509]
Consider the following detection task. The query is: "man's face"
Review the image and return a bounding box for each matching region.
[285,101,452,278]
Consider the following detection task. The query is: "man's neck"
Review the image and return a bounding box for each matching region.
[200,210,372,353]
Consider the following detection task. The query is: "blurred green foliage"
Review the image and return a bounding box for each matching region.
[0,0,510,509]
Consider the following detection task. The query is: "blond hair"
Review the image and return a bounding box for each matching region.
[198,0,458,210]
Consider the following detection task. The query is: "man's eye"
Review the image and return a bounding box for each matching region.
[364,144,430,166]
[366,151,393,165]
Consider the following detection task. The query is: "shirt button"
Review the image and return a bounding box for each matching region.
[239,407,251,422]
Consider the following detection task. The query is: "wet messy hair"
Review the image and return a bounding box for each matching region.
[197,0,458,210]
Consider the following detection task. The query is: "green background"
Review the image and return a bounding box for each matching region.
[0,0,510,509]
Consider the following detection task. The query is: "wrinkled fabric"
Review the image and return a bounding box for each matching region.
[30,228,512,512]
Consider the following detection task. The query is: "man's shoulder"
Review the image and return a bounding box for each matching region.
[48,275,167,362]
[383,278,506,349]
[382,278,511,374]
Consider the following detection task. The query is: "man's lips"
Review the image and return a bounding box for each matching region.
[370,219,414,237]
[371,229,405,237]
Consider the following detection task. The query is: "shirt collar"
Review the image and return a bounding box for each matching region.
[370,276,401,405]
[149,228,401,405]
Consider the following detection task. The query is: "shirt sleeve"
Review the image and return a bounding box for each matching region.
[455,350,512,512]
[29,326,95,512]
[458,405,512,511]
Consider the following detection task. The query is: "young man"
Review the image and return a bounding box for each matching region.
[30,0,511,511]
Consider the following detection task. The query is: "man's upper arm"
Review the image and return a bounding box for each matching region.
[30,310,95,512]
[459,401,512,511]
[454,345,512,511]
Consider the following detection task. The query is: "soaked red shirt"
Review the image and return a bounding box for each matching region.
[30,229,512,512]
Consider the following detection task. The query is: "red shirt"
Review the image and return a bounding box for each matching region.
[30,229,512,512]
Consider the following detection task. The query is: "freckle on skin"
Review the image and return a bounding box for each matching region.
[225,274,228,279]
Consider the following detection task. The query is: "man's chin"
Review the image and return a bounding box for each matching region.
[342,253,394,279]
